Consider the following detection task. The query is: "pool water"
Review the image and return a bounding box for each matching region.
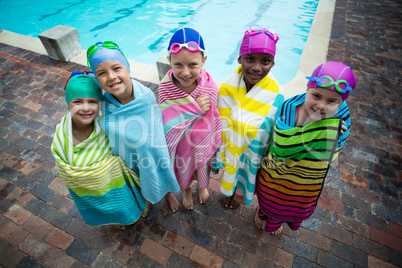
[0,0,318,84]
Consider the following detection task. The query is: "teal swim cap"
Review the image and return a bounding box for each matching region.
[65,73,102,105]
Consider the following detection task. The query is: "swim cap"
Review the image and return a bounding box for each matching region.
[87,41,130,73]
[168,27,206,51]
[65,72,102,105]
[307,62,356,100]
[239,26,279,59]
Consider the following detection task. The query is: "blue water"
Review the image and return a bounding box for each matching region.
[0,0,318,84]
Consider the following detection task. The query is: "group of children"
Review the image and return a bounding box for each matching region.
[51,26,356,235]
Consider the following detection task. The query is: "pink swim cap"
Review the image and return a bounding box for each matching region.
[307,61,356,100]
[239,26,279,58]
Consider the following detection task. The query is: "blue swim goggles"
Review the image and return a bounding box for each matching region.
[306,75,352,94]
[64,70,95,91]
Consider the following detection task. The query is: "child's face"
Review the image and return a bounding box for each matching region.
[169,49,206,92]
[95,60,132,98]
[303,87,343,122]
[68,97,100,126]
[238,53,274,90]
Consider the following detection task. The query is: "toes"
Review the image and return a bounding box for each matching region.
[229,196,240,210]
[220,196,231,208]
[272,225,283,236]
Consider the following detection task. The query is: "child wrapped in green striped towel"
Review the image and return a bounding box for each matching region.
[51,71,146,228]
[255,62,357,235]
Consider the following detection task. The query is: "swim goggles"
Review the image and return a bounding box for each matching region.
[245,26,279,42]
[86,41,129,69]
[169,41,207,54]
[64,70,94,91]
[306,75,352,94]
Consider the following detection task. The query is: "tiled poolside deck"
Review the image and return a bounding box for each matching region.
[0,0,401,267]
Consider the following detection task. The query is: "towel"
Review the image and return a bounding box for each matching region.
[256,93,350,225]
[158,69,222,189]
[51,113,146,226]
[257,118,342,223]
[214,65,285,205]
[100,79,180,204]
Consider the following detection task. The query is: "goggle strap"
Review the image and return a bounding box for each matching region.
[246,27,279,42]
[335,66,350,81]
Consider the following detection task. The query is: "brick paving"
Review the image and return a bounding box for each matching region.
[0,0,401,267]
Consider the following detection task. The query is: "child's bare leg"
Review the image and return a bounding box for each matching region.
[183,186,194,210]
[254,204,266,230]
[141,200,151,218]
[220,187,241,209]
[165,192,180,213]
[198,187,209,204]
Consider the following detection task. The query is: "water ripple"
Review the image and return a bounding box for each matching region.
[90,0,148,32]
[39,0,88,21]
[225,0,273,65]
[147,0,211,52]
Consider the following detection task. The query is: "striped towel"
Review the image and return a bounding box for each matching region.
[257,94,350,222]
[214,65,285,205]
[101,79,180,204]
[159,69,222,190]
[51,113,146,226]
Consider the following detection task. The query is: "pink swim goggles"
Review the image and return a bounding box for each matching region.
[245,26,279,42]
[169,41,207,54]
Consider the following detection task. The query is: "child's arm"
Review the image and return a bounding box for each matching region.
[196,94,210,112]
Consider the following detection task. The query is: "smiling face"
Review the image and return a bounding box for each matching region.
[169,48,206,94]
[238,53,275,91]
[300,87,343,123]
[95,60,132,103]
[68,97,100,127]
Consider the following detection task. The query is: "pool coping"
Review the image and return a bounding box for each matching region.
[0,0,334,99]
[282,0,336,98]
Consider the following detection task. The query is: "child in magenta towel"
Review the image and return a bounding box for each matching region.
[158,27,222,211]
[255,62,356,235]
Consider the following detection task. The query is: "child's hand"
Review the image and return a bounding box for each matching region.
[340,120,348,135]
[196,94,210,112]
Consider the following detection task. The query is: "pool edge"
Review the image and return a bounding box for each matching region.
[282,0,336,98]
[0,29,161,84]
[0,0,334,98]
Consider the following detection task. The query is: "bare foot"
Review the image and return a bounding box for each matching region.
[114,224,125,231]
[272,225,283,236]
[220,195,231,208]
[229,196,240,209]
[254,205,266,230]
[141,201,151,218]
[220,195,240,209]
[183,187,194,210]
[165,192,180,213]
[198,187,209,204]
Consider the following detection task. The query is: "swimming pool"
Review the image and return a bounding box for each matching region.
[0,0,318,84]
